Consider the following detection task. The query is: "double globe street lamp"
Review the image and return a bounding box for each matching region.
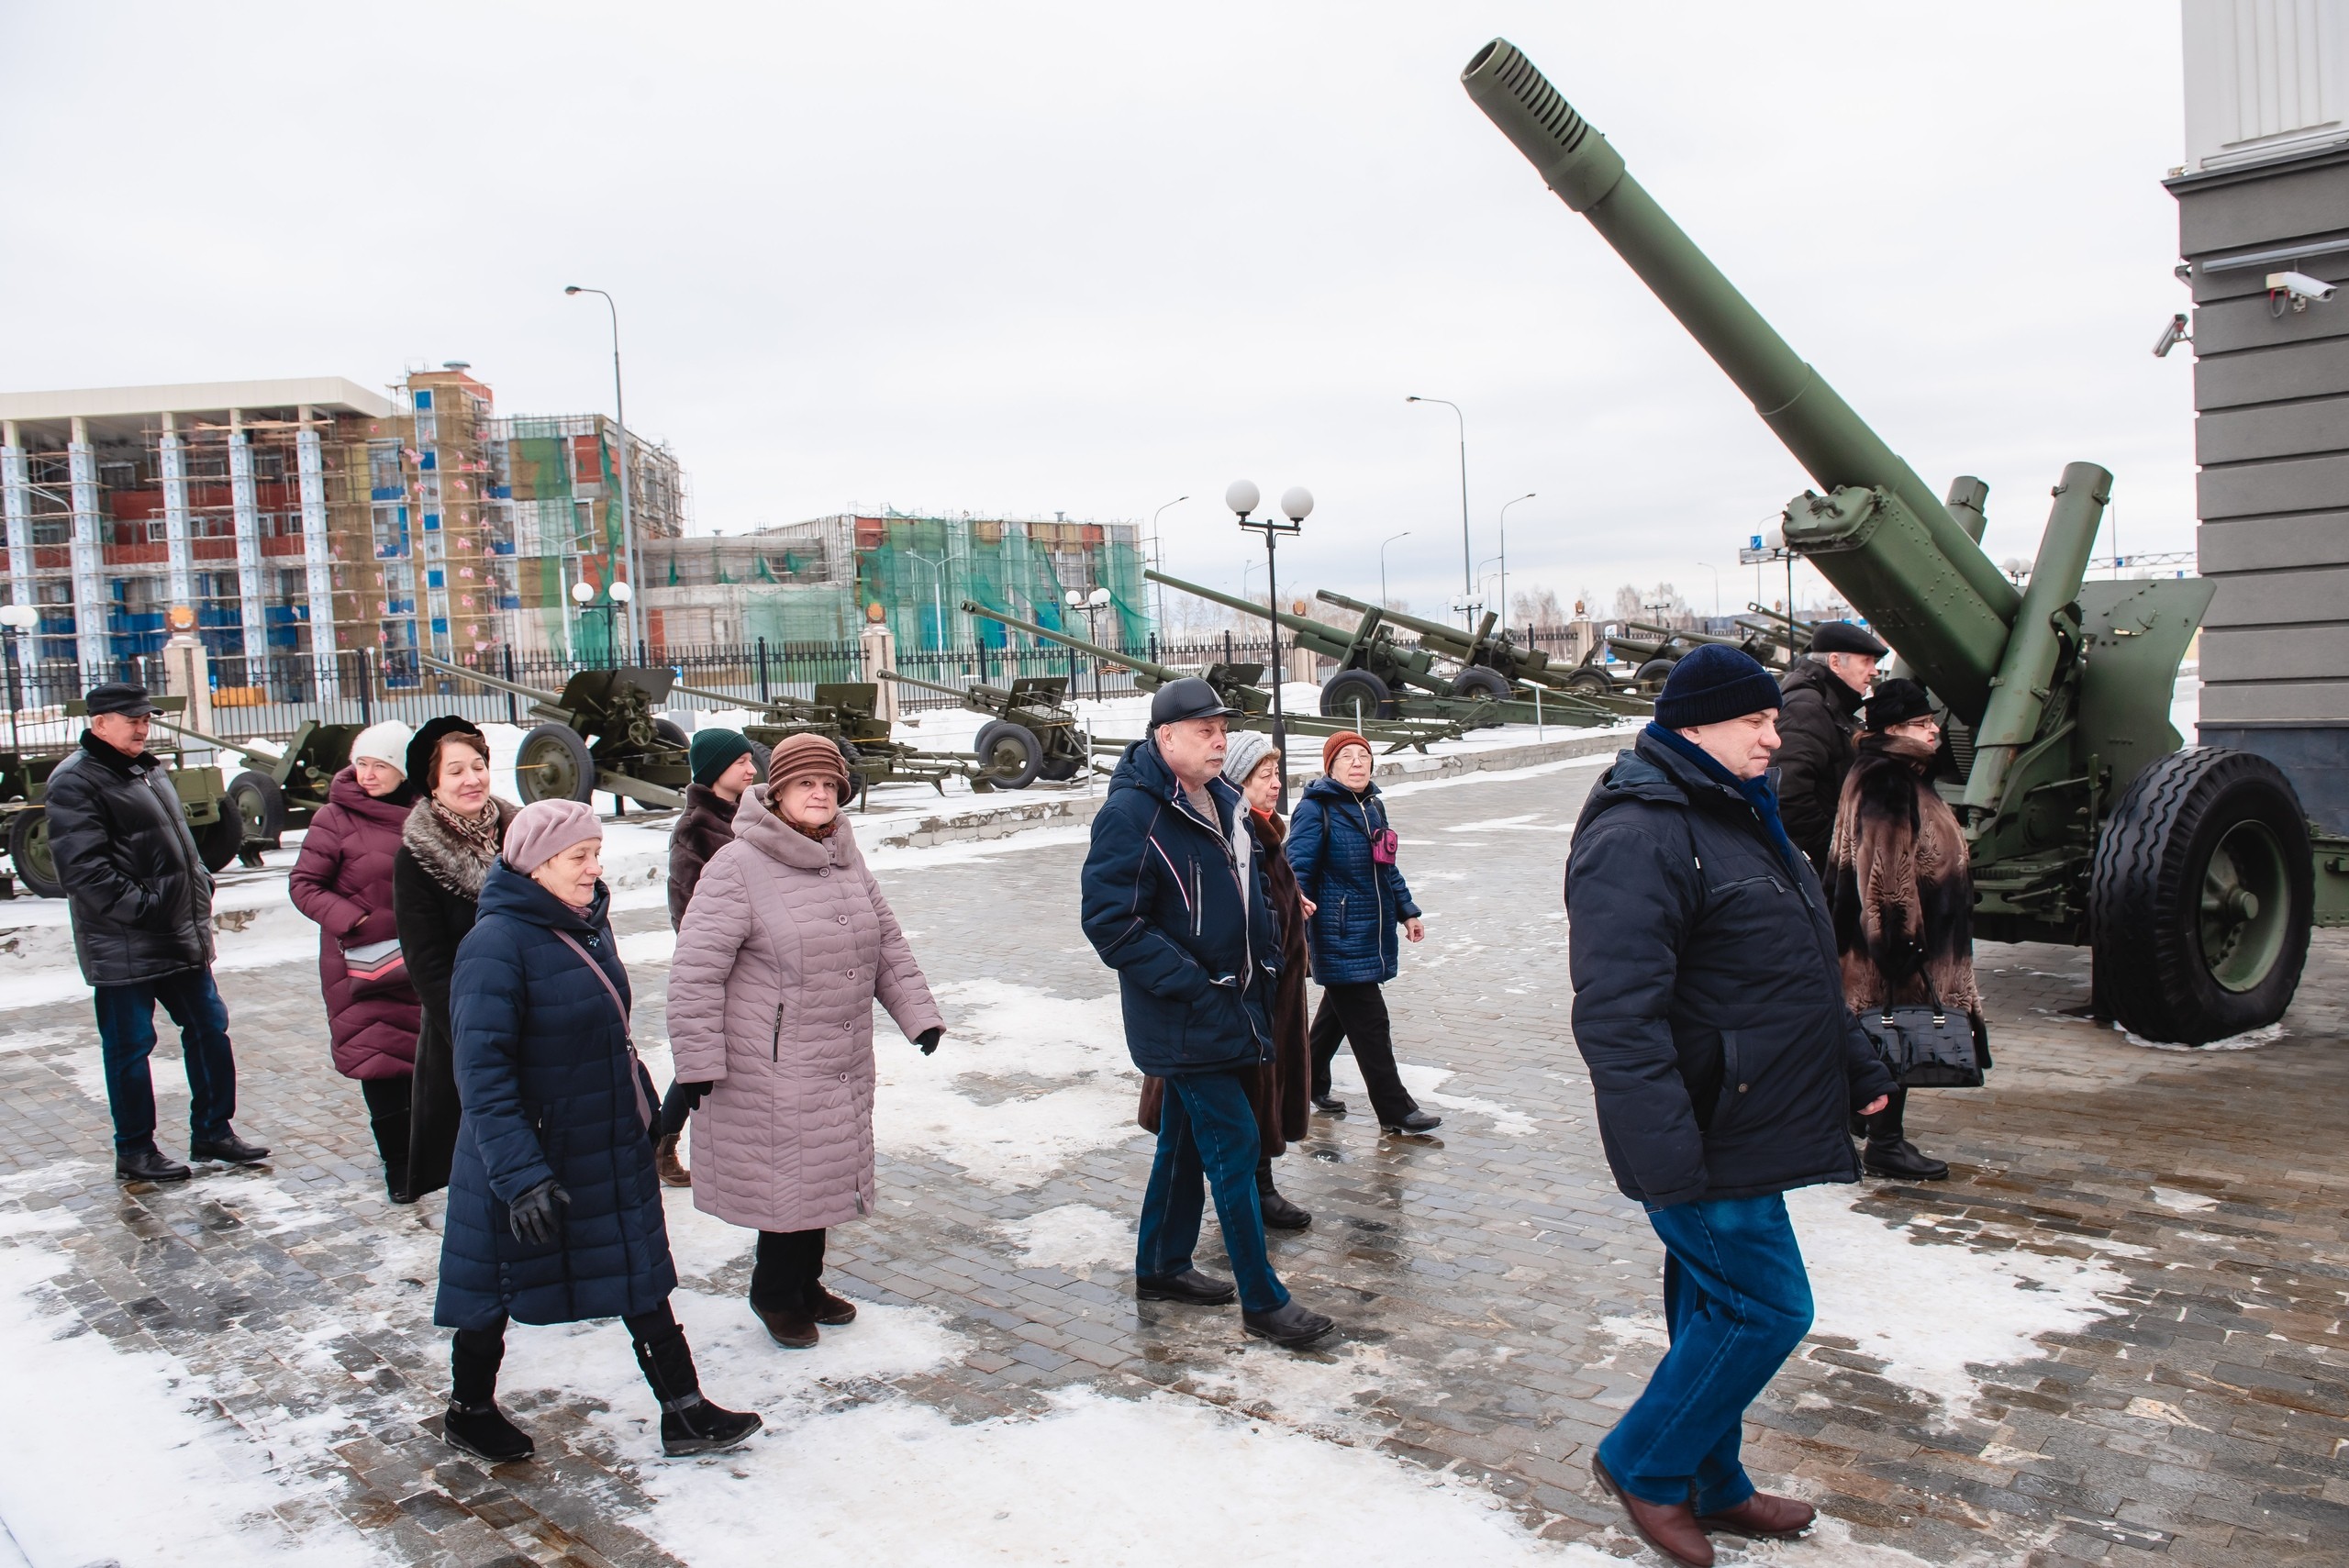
[570,577,632,666]
[1229,479,1312,812]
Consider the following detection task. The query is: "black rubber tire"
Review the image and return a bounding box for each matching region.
[974,720,1044,789]
[748,740,773,780]
[1038,752,1083,782]
[517,722,597,804]
[8,810,61,899]
[197,802,245,873]
[228,769,288,847]
[1564,669,1612,695]
[1451,666,1513,702]
[1319,668,1395,722]
[1633,658,1677,689]
[653,717,691,751]
[2090,747,2313,1045]
[835,740,867,807]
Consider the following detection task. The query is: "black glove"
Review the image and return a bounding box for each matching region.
[508,1179,569,1247]
[662,1080,714,1137]
[917,1027,942,1056]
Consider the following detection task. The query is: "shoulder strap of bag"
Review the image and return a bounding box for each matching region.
[551,927,653,1130]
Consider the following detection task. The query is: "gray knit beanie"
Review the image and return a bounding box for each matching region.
[1220,729,1276,790]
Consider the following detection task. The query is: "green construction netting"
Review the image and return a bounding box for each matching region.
[858,517,1149,653]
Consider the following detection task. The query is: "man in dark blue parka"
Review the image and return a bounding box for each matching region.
[435,799,759,1462]
[1564,646,1896,1565]
[1080,679,1333,1350]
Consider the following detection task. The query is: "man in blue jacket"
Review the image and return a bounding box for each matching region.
[1564,645,1896,1568]
[1081,678,1333,1350]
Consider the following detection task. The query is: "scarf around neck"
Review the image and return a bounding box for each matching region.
[1645,721,1806,881]
[429,798,502,861]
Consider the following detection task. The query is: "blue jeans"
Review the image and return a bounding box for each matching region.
[1597,1193,1813,1513]
[1135,1070,1288,1314]
[92,966,239,1152]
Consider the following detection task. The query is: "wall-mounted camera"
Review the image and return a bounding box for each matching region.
[2267,270,2337,315]
[2153,312,2191,357]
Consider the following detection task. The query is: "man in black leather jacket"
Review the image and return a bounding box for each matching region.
[46,684,269,1183]
[1772,621,1886,876]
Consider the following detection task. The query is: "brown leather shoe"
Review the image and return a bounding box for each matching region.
[811,1288,858,1327]
[654,1133,692,1187]
[1696,1490,1816,1540]
[754,1305,818,1349]
[1592,1455,1713,1567]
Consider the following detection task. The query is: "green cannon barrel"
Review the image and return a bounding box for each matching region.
[1143,570,1356,659]
[1461,39,2021,722]
[959,599,1187,685]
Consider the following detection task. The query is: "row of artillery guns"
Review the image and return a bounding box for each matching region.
[1601,606,1821,690]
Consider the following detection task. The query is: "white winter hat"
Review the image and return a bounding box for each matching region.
[349,720,415,774]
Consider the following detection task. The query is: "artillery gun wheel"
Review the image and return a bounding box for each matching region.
[1563,669,1612,695]
[1319,669,1396,722]
[2090,748,2313,1044]
[228,770,288,848]
[7,811,62,899]
[197,802,245,873]
[1633,658,1676,690]
[748,740,773,779]
[653,718,690,751]
[517,722,597,804]
[1452,667,1512,702]
[974,720,1044,789]
[835,740,867,808]
[1038,755,1083,783]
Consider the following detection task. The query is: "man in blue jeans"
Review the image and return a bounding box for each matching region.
[45,684,270,1184]
[1564,647,1895,1567]
[1081,678,1332,1350]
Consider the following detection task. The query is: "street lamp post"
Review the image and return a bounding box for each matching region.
[1378,529,1411,607]
[1232,480,1308,812]
[564,285,641,653]
[1147,495,1187,633]
[570,577,628,666]
[1063,586,1113,701]
[1406,395,1470,627]
[907,549,952,653]
[1696,562,1720,617]
[0,603,33,753]
[1498,492,1534,629]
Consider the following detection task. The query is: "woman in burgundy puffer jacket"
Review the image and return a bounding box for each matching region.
[290,721,423,1200]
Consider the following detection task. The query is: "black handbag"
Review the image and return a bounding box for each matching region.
[1856,987,1984,1089]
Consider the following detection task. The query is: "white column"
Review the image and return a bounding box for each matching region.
[227,410,268,676]
[68,417,106,677]
[158,412,194,608]
[1,421,30,624]
[295,407,340,697]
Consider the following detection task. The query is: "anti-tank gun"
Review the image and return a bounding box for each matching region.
[663,675,986,801]
[1313,587,1647,719]
[1463,39,2349,1042]
[150,715,362,850]
[957,599,1477,753]
[417,653,691,808]
[0,696,243,898]
[879,669,1099,789]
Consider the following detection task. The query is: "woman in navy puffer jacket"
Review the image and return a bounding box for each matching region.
[433,799,760,1465]
[1286,733,1440,1136]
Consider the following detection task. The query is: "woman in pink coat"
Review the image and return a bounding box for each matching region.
[665,733,944,1349]
[289,720,423,1201]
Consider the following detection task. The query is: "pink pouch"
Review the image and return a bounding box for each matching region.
[1369,828,1398,865]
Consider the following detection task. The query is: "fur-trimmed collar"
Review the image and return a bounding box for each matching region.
[402,794,518,899]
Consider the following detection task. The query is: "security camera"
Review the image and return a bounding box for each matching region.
[2267,270,2337,311]
[2153,312,2191,358]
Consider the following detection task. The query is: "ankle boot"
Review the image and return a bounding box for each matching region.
[655,1132,692,1187]
[633,1323,763,1457]
[369,1112,414,1204]
[1255,1162,1311,1230]
[443,1331,533,1462]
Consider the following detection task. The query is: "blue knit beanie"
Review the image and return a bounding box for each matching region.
[689,727,754,787]
[1653,644,1783,729]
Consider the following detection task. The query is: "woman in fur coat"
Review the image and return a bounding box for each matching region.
[1826,677,1989,1183]
[394,717,518,1200]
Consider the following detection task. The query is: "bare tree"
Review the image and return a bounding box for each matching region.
[1510,584,1565,627]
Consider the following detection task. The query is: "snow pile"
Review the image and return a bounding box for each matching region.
[1004,1202,1131,1271]
[2119,1021,2285,1052]
[874,980,1140,1187]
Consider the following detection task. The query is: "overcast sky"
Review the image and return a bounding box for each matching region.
[2,3,2193,621]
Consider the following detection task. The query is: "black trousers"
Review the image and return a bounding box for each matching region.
[451,1301,681,1407]
[1308,982,1419,1127]
[1863,1086,1909,1146]
[751,1229,827,1314]
[359,1074,413,1195]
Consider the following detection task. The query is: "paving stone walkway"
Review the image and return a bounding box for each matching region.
[1,752,2343,1565]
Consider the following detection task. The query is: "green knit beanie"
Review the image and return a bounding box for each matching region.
[689,727,754,787]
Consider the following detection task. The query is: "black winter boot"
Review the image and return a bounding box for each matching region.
[1256,1160,1311,1230]
[634,1323,763,1457]
[1864,1140,1950,1181]
[371,1118,413,1204]
[442,1329,534,1462]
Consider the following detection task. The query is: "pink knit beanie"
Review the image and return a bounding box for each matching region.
[502,798,602,874]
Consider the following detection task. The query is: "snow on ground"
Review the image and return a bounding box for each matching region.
[874,979,1141,1187]
[1004,1202,1132,1272]
[1601,1186,2127,1420]
[2120,1020,2285,1052]
[1327,1057,1540,1140]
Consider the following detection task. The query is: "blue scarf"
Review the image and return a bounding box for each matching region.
[1643,722,1806,881]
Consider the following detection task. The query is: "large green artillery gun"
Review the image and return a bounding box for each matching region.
[959,599,1477,752]
[1464,38,2349,1042]
[418,653,691,809]
[152,716,363,852]
[0,697,242,898]
[1313,588,1648,720]
[664,676,984,802]
[881,670,1101,789]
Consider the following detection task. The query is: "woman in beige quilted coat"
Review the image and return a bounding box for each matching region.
[665,733,944,1348]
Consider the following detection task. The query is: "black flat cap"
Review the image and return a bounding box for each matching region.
[1150,676,1243,728]
[1809,620,1889,657]
[84,682,161,718]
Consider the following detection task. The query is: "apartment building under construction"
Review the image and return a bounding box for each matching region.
[0,367,685,681]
